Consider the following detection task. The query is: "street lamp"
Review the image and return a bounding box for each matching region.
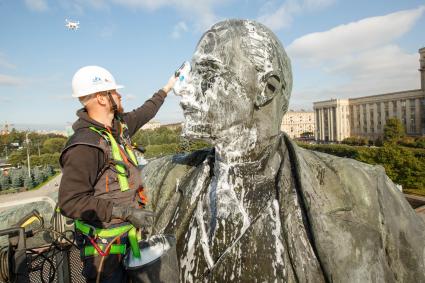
[26,132,31,178]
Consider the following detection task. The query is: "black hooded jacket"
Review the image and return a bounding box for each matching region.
[58,90,166,223]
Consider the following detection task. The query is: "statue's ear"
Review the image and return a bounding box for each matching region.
[255,72,283,108]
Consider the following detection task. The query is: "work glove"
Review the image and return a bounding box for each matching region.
[111,205,154,229]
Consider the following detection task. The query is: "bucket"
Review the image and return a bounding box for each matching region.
[124,234,179,283]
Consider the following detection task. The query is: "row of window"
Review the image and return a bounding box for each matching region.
[315,97,425,136]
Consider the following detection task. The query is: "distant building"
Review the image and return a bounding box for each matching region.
[281,111,315,138]
[314,47,425,142]
[141,120,161,130]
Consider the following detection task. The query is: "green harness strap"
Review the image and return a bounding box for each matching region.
[89,126,138,192]
[84,244,126,256]
[79,124,142,258]
[75,220,141,258]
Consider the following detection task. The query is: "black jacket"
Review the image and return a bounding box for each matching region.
[58,90,166,223]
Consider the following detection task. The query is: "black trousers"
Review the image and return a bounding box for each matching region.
[76,230,129,283]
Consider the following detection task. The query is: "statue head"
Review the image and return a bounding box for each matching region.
[180,19,292,148]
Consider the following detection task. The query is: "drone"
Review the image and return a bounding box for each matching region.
[65,19,79,30]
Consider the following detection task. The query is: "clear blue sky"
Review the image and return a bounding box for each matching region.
[0,0,424,129]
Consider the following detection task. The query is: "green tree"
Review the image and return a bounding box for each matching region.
[10,170,24,188]
[342,136,369,146]
[24,175,34,189]
[383,118,405,144]
[300,131,314,138]
[8,150,26,167]
[44,165,55,176]
[42,137,67,154]
[0,175,11,190]
[33,167,46,184]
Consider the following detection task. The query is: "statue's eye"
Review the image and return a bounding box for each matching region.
[201,75,216,94]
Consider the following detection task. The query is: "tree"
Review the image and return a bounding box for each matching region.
[33,167,46,184]
[42,137,67,154]
[342,137,368,146]
[300,131,314,138]
[383,118,405,144]
[8,150,25,167]
[24,175,34,189]
[0,175,11,190]
[10,170,24,188]
[44,165,55,177]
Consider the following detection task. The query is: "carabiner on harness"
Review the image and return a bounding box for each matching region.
[88,236,111,257]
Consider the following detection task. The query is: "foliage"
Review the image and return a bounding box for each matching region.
[342,136,369,146]
[133,126,211,159]
[300,131,314,138]
[33,167,47,184]
[24,175,34,189]
[10,169,24,187]
[7,152,60,168]
[31,153,61,168]
[297,142,425,193]
[398,136,425,149]
[374,145,425,190]
[383,118,405,144]
[144,143,180,159]
[1,129,65,158]
[0,165,56,192]
[133,126,181,146]
[0,175,11,190]
[8,150,26,167]
[42,137,67,154]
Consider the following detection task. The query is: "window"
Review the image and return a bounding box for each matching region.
[401,100,407,126]
[384,101,389,119]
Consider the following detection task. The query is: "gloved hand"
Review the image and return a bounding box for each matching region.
[111,205,154,229]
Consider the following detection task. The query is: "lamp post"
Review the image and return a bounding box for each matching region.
[26,132,31,178]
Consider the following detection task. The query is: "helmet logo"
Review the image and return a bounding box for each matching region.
[92,76,102,84]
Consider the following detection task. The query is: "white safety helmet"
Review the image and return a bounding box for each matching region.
[71,65,124,98]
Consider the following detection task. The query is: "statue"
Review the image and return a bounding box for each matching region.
[142,19,425,282]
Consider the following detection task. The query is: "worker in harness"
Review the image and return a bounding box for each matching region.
[58,65,177,282]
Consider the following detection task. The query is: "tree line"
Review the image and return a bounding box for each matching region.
[132,126,211,159]
[0,165,56,193]
[298,118,425,195]
[1,129,67,168]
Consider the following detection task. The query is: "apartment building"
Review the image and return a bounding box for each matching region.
[281,111,315,138]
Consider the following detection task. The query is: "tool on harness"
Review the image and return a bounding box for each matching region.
[75,220,141,258]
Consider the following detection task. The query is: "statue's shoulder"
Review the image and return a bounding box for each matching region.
[142,148,213,213]
[282,134,388,187]
[142,148,213,192]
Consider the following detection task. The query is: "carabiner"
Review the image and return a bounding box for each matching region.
[88,236,111,257]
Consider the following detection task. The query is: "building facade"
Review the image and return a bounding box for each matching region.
[314,48,425,142]
[281,111,315,138]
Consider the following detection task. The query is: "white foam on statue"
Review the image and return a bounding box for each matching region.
[180,223,197,283]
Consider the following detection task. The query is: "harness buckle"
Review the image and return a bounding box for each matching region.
[84,222,97,238]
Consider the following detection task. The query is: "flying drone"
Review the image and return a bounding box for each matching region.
[65,19,79,30]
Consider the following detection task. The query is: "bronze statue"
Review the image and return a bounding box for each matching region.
[142,19,425,282]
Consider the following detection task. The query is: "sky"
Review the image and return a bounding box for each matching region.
[0,0,424,130]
